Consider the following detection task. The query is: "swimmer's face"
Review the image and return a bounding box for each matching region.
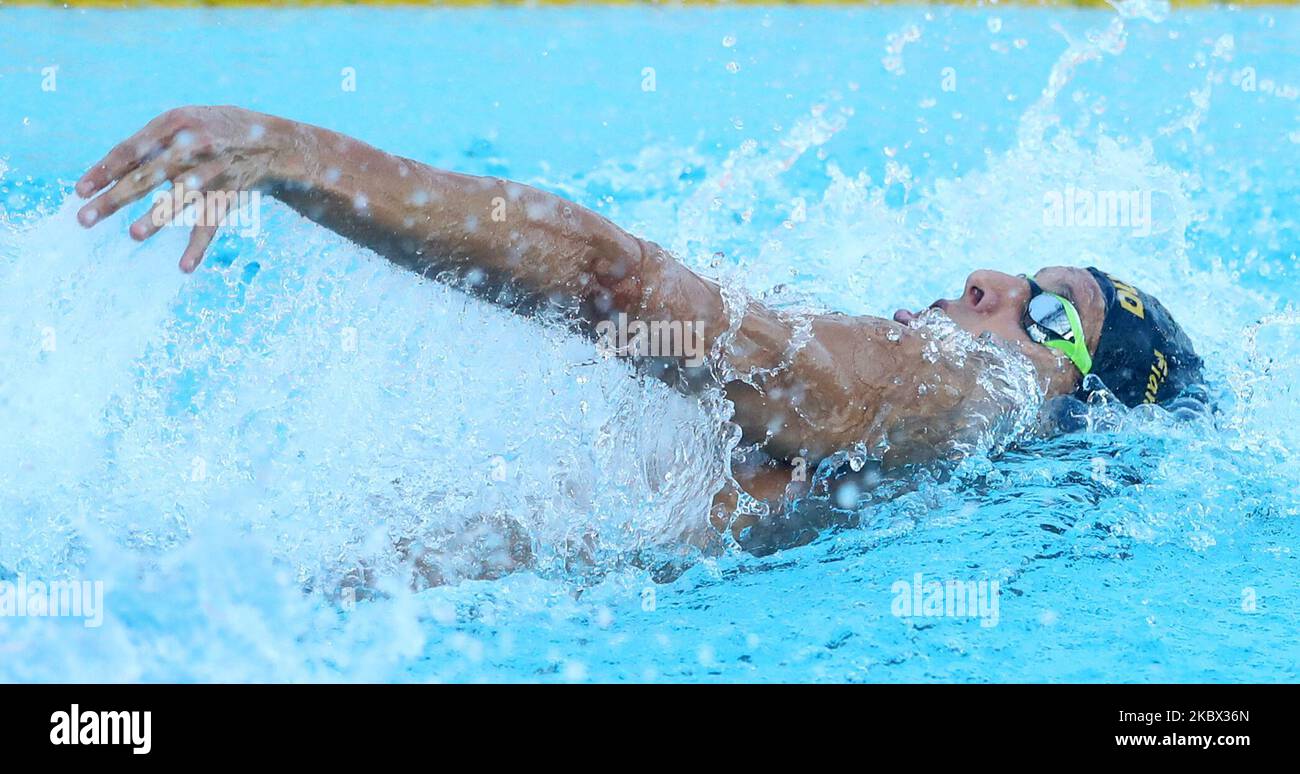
[893,266,1106,396]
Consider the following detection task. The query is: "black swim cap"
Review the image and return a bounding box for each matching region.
[1080,267,1204,408]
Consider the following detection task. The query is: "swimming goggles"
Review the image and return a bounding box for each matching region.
[1022,276,1092,376]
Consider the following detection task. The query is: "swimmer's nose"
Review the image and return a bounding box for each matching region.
[962,270,1022,314]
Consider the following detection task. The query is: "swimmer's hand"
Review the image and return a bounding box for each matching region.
[75,106,296,272]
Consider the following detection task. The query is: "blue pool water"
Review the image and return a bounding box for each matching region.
[0,4,1298,682]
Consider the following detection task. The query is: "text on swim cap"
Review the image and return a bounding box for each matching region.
[1144,349,1168,404]
[1107,274,1146,319]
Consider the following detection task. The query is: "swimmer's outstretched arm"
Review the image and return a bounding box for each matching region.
[77,107,718,332]
[76,106,974,471]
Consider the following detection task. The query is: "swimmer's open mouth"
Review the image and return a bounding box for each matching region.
[892,300,948,326]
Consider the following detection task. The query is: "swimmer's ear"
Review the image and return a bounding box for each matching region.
[1039,394,1088,435]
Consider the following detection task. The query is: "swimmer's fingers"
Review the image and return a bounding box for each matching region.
[76,110,180,199]
[180,224,220,274]
[77,165,167,228]
[128,162,226,242]
[178,191,230,273]
[78,146,209,229]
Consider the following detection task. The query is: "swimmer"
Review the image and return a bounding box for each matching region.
[75,106,1205,549]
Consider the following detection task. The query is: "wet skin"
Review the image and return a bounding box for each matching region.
[76,106,1107,547]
